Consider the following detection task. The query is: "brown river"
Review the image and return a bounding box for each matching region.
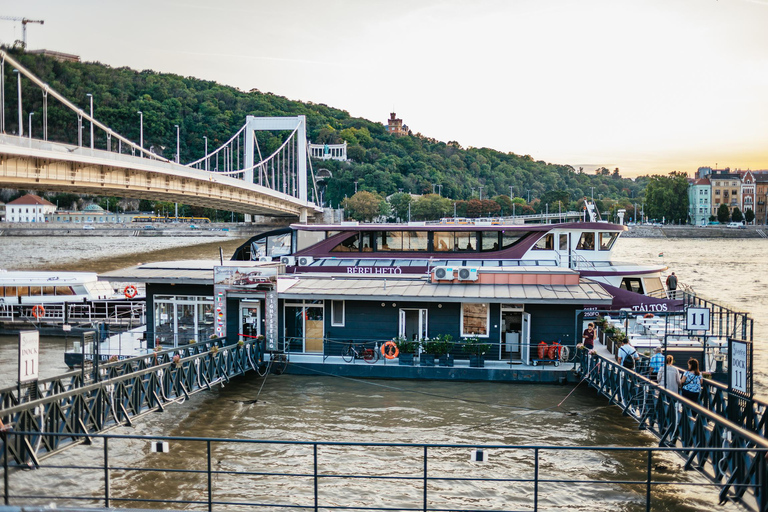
[0,235,764,511]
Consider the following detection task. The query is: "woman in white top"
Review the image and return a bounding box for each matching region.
[657,355,681,394]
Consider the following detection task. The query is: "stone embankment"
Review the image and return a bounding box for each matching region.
[623,225,766,239]
[0,222,289,237]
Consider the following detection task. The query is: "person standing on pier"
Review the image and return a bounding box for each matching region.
[582,322,596,350]
[657,355,680,393]
[666,272,678,299]
[648,347,664,379]
[680,358,702,402]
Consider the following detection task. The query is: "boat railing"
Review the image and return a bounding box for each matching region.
[568,251,596,270]
[0,300,145,326]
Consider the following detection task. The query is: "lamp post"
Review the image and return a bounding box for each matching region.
[203,136,208,171]
[509,186,514,200]
[86,93,94,149]
[478,185,484,201]
[175,124,180,164]
[13,69,22,137]
[28,112,33,140]
[527,189,531,203]
[137,111,143,157]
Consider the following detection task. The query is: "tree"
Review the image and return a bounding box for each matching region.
[745,208,755,224]
[732,207,743,223]
[644,172,689,223]
[717,204,730,224]
[343,191,386,222]
[388,192,411,221]
[492,195,514,215]
[411,194,452,220]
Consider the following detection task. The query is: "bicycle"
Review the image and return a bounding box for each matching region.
[341,342,380,364]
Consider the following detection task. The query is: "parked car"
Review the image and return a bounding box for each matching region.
[189,224,199,230]
[727,222,746,229]
[143,225,157,230]
[82,225,95,230]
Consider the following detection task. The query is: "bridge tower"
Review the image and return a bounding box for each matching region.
[243,115,308,221]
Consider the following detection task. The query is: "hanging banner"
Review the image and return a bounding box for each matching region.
[265,290,278,351]
[214,266,279,339]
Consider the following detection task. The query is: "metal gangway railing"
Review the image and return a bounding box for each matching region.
[577,349,768,511]
[2,432,764,511]
[0,300,145,326]
[0,337,264,466]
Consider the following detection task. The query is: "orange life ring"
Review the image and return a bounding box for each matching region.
[381,340,399,359]
[124,285,138,299]
[32,304,45,319]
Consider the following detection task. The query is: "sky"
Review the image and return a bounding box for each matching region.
[3,0,768,177]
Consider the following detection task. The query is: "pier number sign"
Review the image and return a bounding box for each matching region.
[686,307,710,331]
[730,340,750,396]
[18,330,40,383]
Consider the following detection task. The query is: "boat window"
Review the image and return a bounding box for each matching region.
[532,234,554,250]
[55,286,74,295]
[331,234,360,252]
[501,232,526,249]
[620,278,644,294]
[559,234,568,251]
[296,230,326,251]
[30,286,41,296]
[599,232,618,251]
[501,260,520,267]
[519,260,538,266]
[461,303,490,337]
[405,231,428,251]
[250,240,266,260]
[465,260,483,267]
[361,232,375,252]
[403,260,428,266]
[433,232,453,252]
[431,260,448,266]
[358,260,376,266]
[481,260,501,266]
[377,231,402,251]
[267,233,292,256]
[480,232,500,252]
[643,277,664,296]
[308,260,323,266]
[326,231,341,238]
[455,232,476,251]
[374,259,394,266]
[321,260,341,266]
[446,260,465,267]
[331,300,345,327]
[339,259,358,266]
[576,232,595,250]
[43,286,55,295]
[539,260,558,266]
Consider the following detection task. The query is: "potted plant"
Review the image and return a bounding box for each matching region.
[429,334,454,367]
[394,336,417,366]
[420,338,437,366]
[463,336,491,368]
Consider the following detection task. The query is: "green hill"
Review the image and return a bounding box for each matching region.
[6,49,647,215]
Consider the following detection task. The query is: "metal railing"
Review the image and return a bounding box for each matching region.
[0,338,263,465]
[0,300,145,326]
[577,349,768,510]
[1,432,763,511]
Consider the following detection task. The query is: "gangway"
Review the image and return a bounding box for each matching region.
[0,336,263,466]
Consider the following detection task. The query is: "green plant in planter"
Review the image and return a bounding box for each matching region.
[394,336,417,354]
[428,334,454,356]
[463,336,490,356]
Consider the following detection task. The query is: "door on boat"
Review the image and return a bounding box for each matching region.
[555,233,570,268]
[399,309,428,341]
[500,306,523,361]
[521,312,531,365]
[239,301,261,342]
[284,300,324,353]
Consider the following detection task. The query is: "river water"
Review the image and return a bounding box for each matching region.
[0,235,763,511]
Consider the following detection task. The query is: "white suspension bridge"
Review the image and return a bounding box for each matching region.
[0,50,323,220]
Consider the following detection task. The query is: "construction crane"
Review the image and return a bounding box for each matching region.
[0,16,44,49]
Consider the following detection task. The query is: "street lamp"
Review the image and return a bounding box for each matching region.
[86,93,94,149]
[203,136,208,171]
[478,185,484,201]
[13,69,22,137]
[28,112,33,140]
[137,111,143,157]
[175,124,180,164]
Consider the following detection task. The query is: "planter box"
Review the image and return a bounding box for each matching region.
[438,354,454,367]
[398,353,415,366]
[420,354,436,367]
[469,355,485,368]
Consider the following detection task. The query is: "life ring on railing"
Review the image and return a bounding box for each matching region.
[124,285,138,299]
[381,340,399,359]
[32,304,45,319]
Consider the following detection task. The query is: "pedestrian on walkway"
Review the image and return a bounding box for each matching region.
[680,358,702,402]
[666,272,678,299]
[648,347,664,379]
[617,339,639,369]
[657,355,680,394]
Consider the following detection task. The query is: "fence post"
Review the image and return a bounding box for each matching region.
[2,430,8,505]
[314,443,318,512]
[104,436,110,507]
[645,449,651,512]
[423,445,428,512]
[207,440,213,512]
[534,448,539,512]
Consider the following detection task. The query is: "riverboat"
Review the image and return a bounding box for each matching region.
[0,270,126,305]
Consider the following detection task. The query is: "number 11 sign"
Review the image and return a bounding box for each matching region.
[686,307,710,332]
[18,330,39,384]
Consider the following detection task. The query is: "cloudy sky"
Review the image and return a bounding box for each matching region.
[3,0,768,176]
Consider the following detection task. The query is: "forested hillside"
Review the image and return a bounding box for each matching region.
[5,49,648,217]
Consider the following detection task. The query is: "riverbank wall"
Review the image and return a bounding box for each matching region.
[623,225,766,238]
[0,222,289,237]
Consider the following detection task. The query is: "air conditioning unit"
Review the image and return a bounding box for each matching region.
[433,267,455,281]
[280,256,296,266]
[457,267,479,281]
[258,256,271,262]
[297,256,314,266]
